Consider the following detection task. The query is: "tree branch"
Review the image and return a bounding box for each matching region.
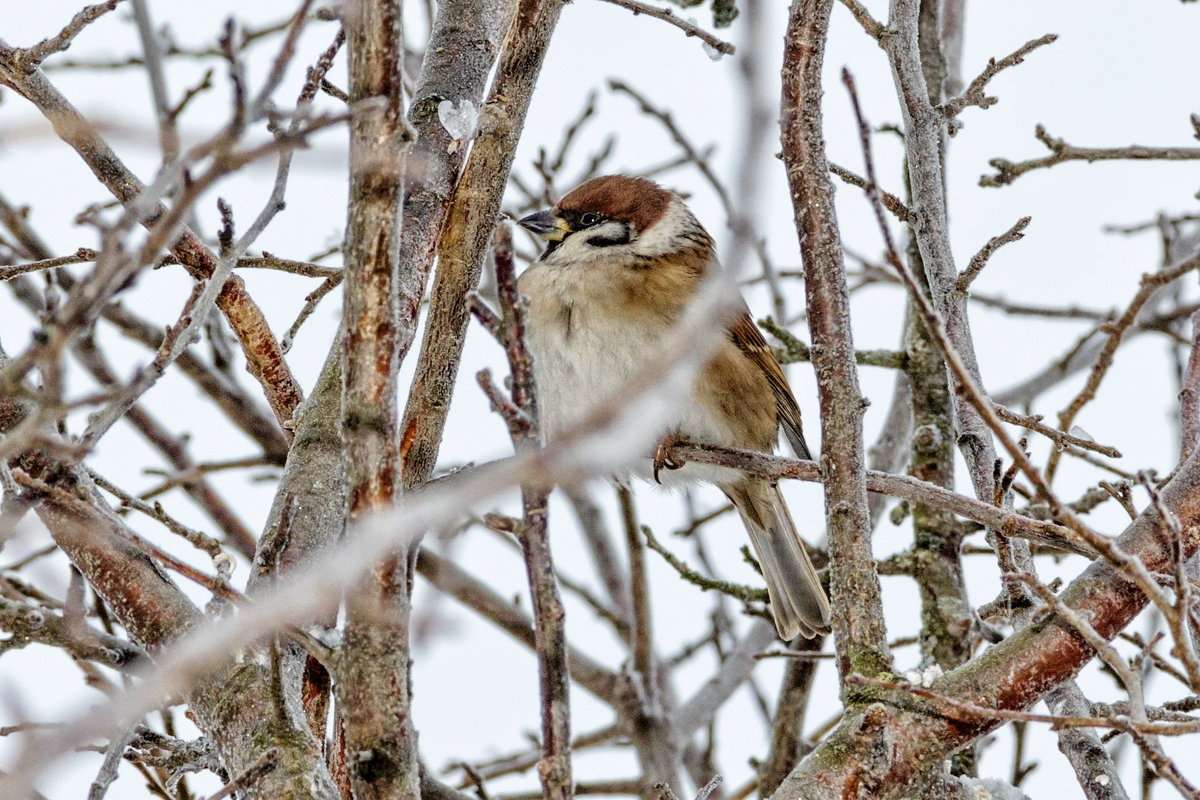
[0,35,304,434]
[335,0,418,795]
[981,124,1200,188]
[597,0,734,55]
[400,0,568,487]
[781,0,891,682]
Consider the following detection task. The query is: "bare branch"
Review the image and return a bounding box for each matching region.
[982,125,1200,188]
[782,0,891,681]
[0,248,97,281]
[992,405,1121,459]
[336,0,418,795]
[19,1,124,67]
[597,0,734,55]
[829,163,911,221]
[955,216,1031,292]
[0,49,306,434]
[476,222,574,800]
[1045,681,1131,800]
[1047,249,1200,482]
[663,441,1095,557]
[939,34,1057,133]
[845,675,1200,737]
[642,522,769,602]
[835,0,884,40]
[400,0,568,487]
[1180,309,1200,463]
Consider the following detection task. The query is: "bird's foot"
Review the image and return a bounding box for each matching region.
[652,433,685,484]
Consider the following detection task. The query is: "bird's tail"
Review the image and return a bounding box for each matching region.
[726,478,830,640]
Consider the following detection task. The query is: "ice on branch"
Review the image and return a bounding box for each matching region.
[438,98,479,153]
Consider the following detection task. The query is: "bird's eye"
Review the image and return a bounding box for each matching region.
[580,212,601,227]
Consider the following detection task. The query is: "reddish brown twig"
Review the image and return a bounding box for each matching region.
[472,222,573,800]
[597,0,734,55]
[782,0,890,682]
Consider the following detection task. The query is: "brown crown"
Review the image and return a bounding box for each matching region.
[556,175,672,234]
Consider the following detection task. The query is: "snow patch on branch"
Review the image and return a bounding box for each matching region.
[437,99,478,152]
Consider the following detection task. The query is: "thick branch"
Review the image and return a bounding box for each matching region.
[781,0,890,681]
[775,427,1200,799]
[400,0,568,487]
[884,0,998,503]
[392,0,505,380]
[336,1,419,796]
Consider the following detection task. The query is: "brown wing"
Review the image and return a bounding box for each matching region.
[728,310,813,460]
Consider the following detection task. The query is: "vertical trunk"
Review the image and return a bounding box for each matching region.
[781,0,891,683]
[337,1,418,797]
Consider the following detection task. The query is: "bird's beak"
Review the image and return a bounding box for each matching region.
[518,209,571,241]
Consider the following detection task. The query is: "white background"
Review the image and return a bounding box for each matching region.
[2,1,1199,797]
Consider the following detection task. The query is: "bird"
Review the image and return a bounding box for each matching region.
[516,174,831,640]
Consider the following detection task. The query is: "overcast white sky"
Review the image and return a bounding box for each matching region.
[2,1,1200,797]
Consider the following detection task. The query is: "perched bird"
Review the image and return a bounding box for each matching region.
[517,175,831,640]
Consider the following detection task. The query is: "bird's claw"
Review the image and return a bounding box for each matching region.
[653,434,684,484]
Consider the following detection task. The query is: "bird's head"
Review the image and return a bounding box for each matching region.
[518,175,711,267]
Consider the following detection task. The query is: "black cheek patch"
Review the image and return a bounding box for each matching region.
[586,226,632,247]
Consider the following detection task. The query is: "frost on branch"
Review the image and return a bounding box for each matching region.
[437,98,478,153]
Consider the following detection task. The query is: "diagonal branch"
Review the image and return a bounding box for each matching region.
[15,1,124,68]
[1046,249,1200,482]
[597,0,734,55]
[0,39,304,433]
[401,0,574,488]
[663,442,1095,557]
[938,33,1057,132]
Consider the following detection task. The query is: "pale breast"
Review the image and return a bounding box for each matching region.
[518,258,751,487]
[520,261,663,439]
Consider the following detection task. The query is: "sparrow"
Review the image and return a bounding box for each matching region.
[516,174,831,640]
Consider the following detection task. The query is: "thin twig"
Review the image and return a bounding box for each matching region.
[846,675,1199,736]
[89,470,223,558]
[20,1,124,67]
[1046,250,1200,482]
[993,405,1121,459]
[0,248,97,281]
[829,163,911,221]
[835,0,884,40]
[596,0,734,55]
[982,125,1200,188]
[198,748,279,800]
[955,217,1031,292]
[642,523,768,603]
[939,34,1057,134]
